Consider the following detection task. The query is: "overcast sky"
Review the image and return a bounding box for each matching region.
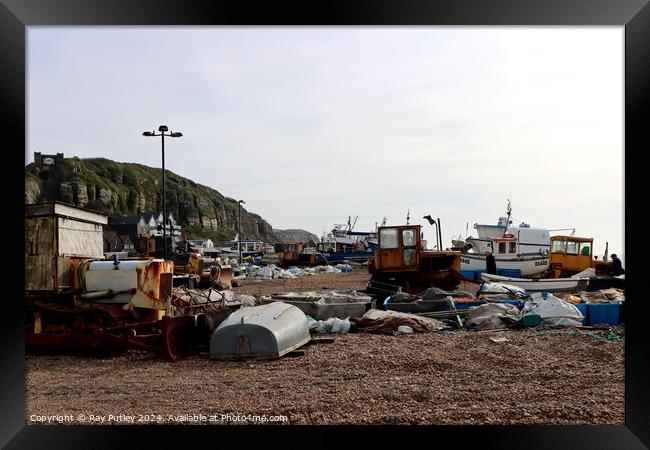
[27,27,624,258]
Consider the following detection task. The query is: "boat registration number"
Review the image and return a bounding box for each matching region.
[461,258,470,264]
[535,260,548,266]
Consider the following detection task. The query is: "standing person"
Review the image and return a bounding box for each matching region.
[611,254,625,276]
[485,251,497,275]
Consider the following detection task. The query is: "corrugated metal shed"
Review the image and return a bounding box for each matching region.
[25,202,108,292]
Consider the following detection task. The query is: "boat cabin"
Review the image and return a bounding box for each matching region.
[369,224,461,292]
[374,225,423,270]
[373,225,458,272]
[317,241,337,253]
[549,235,593,276]
[490,235,518,255]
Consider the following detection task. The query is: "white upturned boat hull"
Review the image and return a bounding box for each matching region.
[460,253,549,277]
[480,273,590,292]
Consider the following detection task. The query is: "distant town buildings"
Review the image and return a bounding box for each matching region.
[103,230,136,255]
[111,212,181,252]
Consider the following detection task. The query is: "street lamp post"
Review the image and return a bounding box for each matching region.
[238,199,246,263]
[143,125,182,260]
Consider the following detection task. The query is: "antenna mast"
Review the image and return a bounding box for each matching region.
[504,198,512,237]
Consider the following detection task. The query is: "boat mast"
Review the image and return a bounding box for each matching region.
[504,198,512,237]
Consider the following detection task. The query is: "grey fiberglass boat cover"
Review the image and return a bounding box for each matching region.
[210,302,310,360]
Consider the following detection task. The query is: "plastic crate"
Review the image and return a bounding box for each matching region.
[573,303,588,325]
[587,304,621,326]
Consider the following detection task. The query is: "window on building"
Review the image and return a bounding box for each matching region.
[380,228,399,249]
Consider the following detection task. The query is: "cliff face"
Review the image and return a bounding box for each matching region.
[25,157,276,244]
[273,229,320,244]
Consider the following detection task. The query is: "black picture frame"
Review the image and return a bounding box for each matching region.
[3,0,648,447]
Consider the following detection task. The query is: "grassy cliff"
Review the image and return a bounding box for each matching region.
[25,156,276,244]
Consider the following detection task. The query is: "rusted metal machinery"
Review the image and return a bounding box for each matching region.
[367,224,461,295]
[26,258,175,351]
[24,201,226,360]
[26,256,242,361]
[548,235,614,278]
[139,234,233,289]
[172,250,233,289]
[276,242,327,268]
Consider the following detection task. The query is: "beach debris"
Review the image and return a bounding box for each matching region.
[307,316,352,334]
[522,293,584,327]
[465,303,521,331]
[578,288,625,304]
[229,263,353,282]
[556,293,583,304]
[478,282,526,294]
[477,282,529,302]
[352,309,446,334]
[396,325,414,335]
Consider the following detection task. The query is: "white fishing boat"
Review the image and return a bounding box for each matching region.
[460,245,550,276]
[454,200,557,277]
[480,272,590,292]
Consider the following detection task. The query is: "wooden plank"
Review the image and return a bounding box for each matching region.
[448,297,464,329]
[25,216,55,291]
